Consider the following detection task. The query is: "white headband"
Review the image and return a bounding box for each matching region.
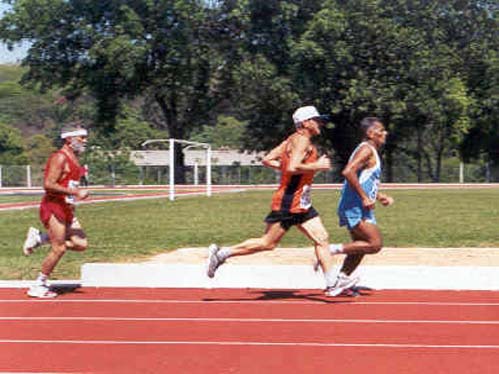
[61,129,88,139]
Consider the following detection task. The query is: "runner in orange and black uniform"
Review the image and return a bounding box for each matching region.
[265,132,320,230]
[207,106,340,296]
[22,123,90,298]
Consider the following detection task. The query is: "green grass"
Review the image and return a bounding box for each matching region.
[0,188,498,280]
[0,195,41,204]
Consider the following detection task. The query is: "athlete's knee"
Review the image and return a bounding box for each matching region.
[50,242,67,256]
[260,238,278,251]
[367,238,383,254]
[317,232,329,248]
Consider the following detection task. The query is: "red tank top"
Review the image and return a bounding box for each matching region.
[43,150,82,205]
[271,133,318,213]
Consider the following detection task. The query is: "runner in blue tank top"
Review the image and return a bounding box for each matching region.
[316,117,394,296]
[337,139,382,229]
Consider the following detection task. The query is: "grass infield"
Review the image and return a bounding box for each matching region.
[0,188,498,280]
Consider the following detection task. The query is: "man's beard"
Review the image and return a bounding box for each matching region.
[70,139,86,154]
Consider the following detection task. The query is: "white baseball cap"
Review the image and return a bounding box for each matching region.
[292,106,330,125]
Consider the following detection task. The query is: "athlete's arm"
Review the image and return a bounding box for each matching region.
[342,144,375,209]
[44,154,87,199]
[287,135,330,173]
[262,141,286,170]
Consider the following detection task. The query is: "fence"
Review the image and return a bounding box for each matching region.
[0,165,43,187]
[0,161,497,187]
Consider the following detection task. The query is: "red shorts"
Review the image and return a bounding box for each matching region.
[39,197,74,228]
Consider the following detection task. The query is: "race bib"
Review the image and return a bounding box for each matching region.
[65,180,80,204]
[370,179,380,200]
[300,184,312,209]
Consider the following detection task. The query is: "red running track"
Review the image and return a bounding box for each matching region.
[0,287,498,374]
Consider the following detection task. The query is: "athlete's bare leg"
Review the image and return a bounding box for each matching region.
[228,222,287,256]
[339,220,383,275]
[297,216,335,274]
[342,220,383,255]
[41,215,69,276]
[207,222,287,278]
[65,218,87,251]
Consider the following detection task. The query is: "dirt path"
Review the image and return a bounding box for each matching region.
[147,247,499,267]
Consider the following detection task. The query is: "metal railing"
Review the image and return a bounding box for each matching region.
[1,162,496,188]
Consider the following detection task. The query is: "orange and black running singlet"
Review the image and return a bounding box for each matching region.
[270,133,318,213]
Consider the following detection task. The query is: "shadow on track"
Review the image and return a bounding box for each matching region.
[203,286,374,304]
[49,283,83,296]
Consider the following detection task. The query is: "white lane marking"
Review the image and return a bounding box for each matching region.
[0,299,498,306]
[0,339,498,349]
[0,316,498,325]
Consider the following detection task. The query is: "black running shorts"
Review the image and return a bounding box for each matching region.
[264,207,319,231]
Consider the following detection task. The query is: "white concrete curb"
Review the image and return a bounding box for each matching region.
[81,263,499,291]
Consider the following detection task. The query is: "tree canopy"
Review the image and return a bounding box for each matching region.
[0,0,497,181]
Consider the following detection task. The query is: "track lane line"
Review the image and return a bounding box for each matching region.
[1,299,499,306]
[1,339,499,349]
[0,316,498,324]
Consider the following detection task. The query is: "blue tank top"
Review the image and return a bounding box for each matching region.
[338,142,381,209]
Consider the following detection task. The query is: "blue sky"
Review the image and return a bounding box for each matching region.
[0,2,29,64]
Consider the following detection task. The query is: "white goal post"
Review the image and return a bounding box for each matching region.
[141,138,212,201]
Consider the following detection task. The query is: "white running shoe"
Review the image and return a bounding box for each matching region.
[325,273,360,297]
[206,244,224,278]
[27,284,57,299]
[22,227,41,256]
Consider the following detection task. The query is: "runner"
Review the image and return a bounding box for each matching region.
[22,123,89,298]
[207,105,340,296]
[321,117,394,296]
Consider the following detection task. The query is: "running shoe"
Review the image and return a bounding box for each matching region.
[22,227,41,256]
[206,243,224,278]
[325,273,360,297]
[27,284,57,299]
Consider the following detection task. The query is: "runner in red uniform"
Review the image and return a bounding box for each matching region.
[207,106,340,295]
[22,123,89,298]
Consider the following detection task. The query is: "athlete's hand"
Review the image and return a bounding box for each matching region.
[379,194,394,206]
[362,197,376,210]
[76,189,89,200]
[316,155,331,171]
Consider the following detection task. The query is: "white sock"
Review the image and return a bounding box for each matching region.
[324,269,338,288]
[217,247,232,261]
[329,243,344,254]
[35,273,48,286]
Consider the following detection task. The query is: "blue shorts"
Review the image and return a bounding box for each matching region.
[338,206,376,230]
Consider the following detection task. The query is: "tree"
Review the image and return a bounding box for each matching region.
[409,78,472,182]
[190,115,246,149]
[0,0,223,183]
[390,0,481,181]
[0,121,27,164]
[230,55,299,151]
[217,0,324,151]
[24,133,56,166]
[289,0,491,181]
[289,0,415,178]
[110,106,164,150]
[0,71,56,131]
